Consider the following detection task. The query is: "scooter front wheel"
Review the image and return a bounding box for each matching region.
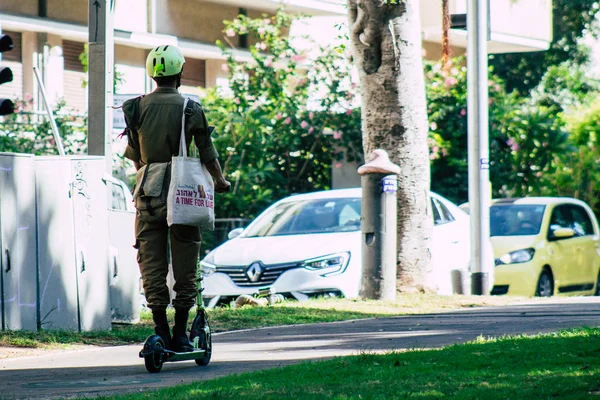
[190,310,212,366]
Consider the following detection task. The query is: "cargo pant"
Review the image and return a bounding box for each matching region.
[135,205,201,312]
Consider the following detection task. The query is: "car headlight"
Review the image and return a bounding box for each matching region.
[496,248,535,266]
[199,252,217,276]
[301,252,350,277]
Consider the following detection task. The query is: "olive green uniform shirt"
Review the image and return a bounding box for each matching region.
[122,87,218,166]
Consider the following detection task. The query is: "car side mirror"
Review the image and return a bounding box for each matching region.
[552,227,575,240]
[228,227,244,240]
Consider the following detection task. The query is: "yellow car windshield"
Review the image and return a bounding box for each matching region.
[490,205,546,236]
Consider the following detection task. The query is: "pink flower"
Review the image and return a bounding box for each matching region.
[284,117,292,125]
[335,163,343,169]
[430,122,437,131]
[333,131,343,140]
[507,137,519,152]
[264,57,274,67]
[291,54,306,63]
[308,127,315,134]
[429,153,437,160]
[309,112,314,120]
[445,77,458,87]
[234,98,241,105]
[460,109,466,116]
[536,171,543,177]
[255,42,267,51]
[221,64,230,72]
[225,28,236,37]
[346,109,353,116]
[263,18,271,25]
[258,27,266,35]
[301,121,309,129]
[276,113,283,120]
[24,93,33,101]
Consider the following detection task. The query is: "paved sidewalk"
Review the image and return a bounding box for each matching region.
[2,298,600,399]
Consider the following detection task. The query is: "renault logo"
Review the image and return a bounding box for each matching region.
[246,262,263,282]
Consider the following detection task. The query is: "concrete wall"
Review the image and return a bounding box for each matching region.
[156,0,240,43]
[0,0,37,16]
[115,45,146,67]
[47,0,87,25]
[423,42,465,61]
[491,0,552,43]
[155,0,270,45]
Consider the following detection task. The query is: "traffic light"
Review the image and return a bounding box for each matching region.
[0,33,14,116]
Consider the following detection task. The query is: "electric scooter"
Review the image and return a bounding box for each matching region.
[139,275,212,373]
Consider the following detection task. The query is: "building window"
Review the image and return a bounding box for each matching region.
[2,31,22,63]
[181,58,206,88]
[63,40,86,72]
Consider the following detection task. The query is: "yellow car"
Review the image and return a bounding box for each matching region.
[490,197,600,297]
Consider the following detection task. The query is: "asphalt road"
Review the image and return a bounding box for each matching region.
[2,298,600,399]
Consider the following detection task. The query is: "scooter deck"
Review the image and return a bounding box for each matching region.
[162,349,206,362]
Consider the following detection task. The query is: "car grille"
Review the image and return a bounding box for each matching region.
[217,262,301,287]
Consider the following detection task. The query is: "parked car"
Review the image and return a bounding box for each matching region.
[490,197,600,297]
[200,189,473,307]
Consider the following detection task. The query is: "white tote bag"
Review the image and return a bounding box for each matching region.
[167,98,215,230]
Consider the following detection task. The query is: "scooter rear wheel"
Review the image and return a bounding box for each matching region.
[144,337,165,373]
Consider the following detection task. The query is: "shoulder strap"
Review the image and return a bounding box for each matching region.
[178,98,190,157]
[183,98,199,158]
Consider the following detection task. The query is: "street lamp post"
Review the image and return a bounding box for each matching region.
[467,0,493,295]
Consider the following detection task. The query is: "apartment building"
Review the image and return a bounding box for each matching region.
[0,0,551,115]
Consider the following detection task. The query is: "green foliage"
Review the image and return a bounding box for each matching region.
[205,10,361,220]
[425,58,568,204]
[0,97,87,155]
[546,100,600,214]
[533,61,600,112]
[490,0,600,94]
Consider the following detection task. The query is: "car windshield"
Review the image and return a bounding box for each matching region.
[243,197,362,237]
[490,204,546,236]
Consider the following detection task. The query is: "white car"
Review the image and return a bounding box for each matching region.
[200,189,472,307]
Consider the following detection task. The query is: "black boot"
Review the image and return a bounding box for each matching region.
[171,308,193,353]
[152,309,171,349]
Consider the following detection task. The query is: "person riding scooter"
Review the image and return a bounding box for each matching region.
[122,45,230,352]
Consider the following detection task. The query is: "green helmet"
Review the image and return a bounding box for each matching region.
[146,45,185,78]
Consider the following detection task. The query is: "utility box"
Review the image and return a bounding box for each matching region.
[0,153,38,331]
[36,156,112,331]
[104,176,141,323]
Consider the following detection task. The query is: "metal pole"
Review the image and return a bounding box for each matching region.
[467,0,492,295]
[88,0,114,173]
[33,66,66,156]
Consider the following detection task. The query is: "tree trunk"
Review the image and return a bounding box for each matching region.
[347,0,434,292]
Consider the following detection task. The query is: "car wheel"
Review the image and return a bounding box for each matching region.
[535,270,553,297]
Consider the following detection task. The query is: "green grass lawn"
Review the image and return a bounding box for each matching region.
[108,327,600,400]
[0,294,541,349]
